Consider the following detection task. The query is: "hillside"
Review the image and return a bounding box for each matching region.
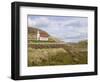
[28,27,61,43]
[28,27,49,39]
[28,40,88,66]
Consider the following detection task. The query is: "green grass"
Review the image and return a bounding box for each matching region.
[28,40,56,44]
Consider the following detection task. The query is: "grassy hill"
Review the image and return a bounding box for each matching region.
[28,27,49,39]
[28,39,88,66]
[28,27,57,43]
[28,27,87,66]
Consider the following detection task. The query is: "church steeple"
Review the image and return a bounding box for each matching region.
[37,30,40,40]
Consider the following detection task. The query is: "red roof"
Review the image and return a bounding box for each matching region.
[40,32,49,37]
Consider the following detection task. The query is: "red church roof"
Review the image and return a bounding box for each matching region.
[40,31,49,37]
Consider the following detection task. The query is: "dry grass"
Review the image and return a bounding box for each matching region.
[28,48,75,66]
[28,46,87,66]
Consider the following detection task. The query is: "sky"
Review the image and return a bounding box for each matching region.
[28,15,88,43]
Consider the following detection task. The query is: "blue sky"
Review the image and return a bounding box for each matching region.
[28,15,88,43]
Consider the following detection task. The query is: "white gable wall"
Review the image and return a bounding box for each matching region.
[40,37,48,41]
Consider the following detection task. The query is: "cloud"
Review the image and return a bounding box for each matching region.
[28,15,88,42]
[28,17,36,27]
[28,16,49,27]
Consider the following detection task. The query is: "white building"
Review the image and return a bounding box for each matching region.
[36,30,48,41]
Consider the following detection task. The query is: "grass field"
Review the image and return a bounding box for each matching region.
[28,42,87,66]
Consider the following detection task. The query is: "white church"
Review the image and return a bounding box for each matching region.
[36,30,48,41]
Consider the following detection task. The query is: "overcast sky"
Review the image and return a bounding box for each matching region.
[28,15,88,43]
